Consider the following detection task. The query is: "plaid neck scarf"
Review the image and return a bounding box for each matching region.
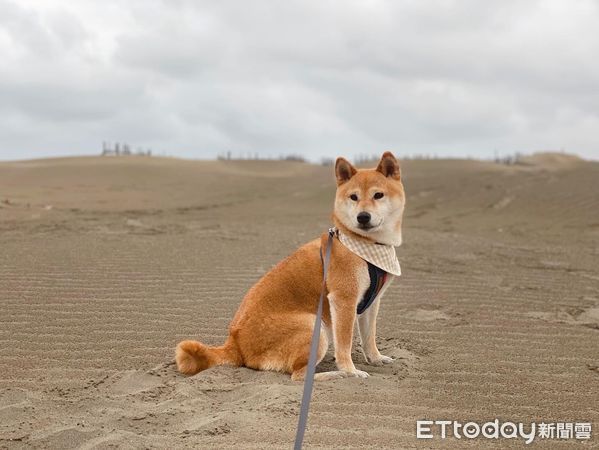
[333,227,402,276]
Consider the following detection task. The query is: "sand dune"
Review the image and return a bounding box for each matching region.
[0,154,598,448]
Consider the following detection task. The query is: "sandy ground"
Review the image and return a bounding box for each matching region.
[0,154,598,449]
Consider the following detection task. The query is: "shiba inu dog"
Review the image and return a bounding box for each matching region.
[176,152,405,381]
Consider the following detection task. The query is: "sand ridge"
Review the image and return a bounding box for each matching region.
[1,155,598,448]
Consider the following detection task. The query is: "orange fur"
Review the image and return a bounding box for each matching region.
[175,338,242,375]
[175,152,405,380]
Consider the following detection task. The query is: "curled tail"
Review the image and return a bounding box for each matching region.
[175,338,242,376]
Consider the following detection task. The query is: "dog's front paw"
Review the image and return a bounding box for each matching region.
[365,354,394,366]
[346,369,369,378]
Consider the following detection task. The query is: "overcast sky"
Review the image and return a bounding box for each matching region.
[1,0,598,161]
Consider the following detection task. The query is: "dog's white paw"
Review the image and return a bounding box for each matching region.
[348,369,370,378]
[314,371,347,381]
[365,354,394,366]
[314,369,369,381]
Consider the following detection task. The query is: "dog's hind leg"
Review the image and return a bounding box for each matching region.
[290,324,329,381]
[233,313,331,380]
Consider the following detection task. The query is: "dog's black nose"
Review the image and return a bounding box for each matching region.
[357,212,371,224]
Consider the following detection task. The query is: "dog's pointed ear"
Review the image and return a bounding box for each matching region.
[376,151,401,180]
[335,157,357,185]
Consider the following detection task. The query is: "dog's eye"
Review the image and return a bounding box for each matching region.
[350,194,358,201]
[374,192,384,200]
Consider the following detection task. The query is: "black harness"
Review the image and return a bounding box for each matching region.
[357,262,388,315]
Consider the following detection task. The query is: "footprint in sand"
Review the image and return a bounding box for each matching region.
[377,344,418,364]
[0,387,28,409]
[403,308,451,322]
[492,196,513,210]
[0,388,31,439]
[526,304,599,330]
[125,218,144,228]
[32,428,97,449]
[102,370,165,396]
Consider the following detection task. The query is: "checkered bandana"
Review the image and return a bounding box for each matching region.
[333,227,401,276]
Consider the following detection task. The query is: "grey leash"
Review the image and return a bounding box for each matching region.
[294,229,334,450]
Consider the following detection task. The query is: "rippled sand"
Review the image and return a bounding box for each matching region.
[1,154,597,448]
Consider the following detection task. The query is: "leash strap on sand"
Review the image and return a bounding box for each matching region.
[294,229,334,450]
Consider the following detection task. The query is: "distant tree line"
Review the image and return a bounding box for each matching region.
[100,145,557,165]
[102,142,152,157]
[216,151,307,162]
[493,151,524,165]
[491,148,564,165]
[321,153,446,166]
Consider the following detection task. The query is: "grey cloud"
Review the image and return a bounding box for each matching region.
[1,0,598,161]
